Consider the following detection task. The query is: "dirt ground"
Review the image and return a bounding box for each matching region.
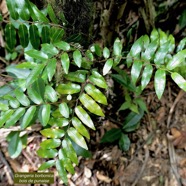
[1,80,186,186]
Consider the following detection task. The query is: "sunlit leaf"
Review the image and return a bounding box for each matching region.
[25,49,48,61]
[37,147,58,158]
[73,50,82,67]
[40,139,61,149]
[103,58,113,76]
[171,72,186,91]
[14,88,30,107]
[103,47,110,59]
[41,43,59,57]
[40,128,65,138]
[113,38,122,56]
[131,60,143,85]
[56,83,81,94]
[53,41,70,51]
[47,4,59,24]
[45,85,58,102]
[39,104,51,126]
[59,103,69,118]
[56,160,68,184]
[141,64,153,90]
[61,52,70,74]
[46,58,57,82]
[38,160,55,171]
[0,110,14,127]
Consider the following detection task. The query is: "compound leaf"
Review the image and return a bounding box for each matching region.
[40,128,65,138]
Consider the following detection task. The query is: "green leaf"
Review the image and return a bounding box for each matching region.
[67,127,88,150]
[119,134,130,151]
[171,72,186,91]
[38,160,55,171]
[50,27,65,43]
[27,78,45,104]
[18,24,29,48]
[101,128,122,143]
[40,139,61,149]
[6,0,19,20]
[64,70,87,83]
[177,38,186,52]
[85,50,94,61]
[29,24,40,49]
[41,43,59,57]
[53,41,70,51]
[27,1,49,23]
[79,93,104,116]
[56,83,81,94]
[5,23,16,52]
[47,4,59,24]
[72,117,90,139]
[150,29,159,41]
[103,47,110,59]
[8,132,22,158]
[16,62,37,69]
[46,58,57,82]
[45,85,58,102]
[90,44,102,57]
[131,60,143,85]
[118,101,131,111]
[25,49,48,61]
[49,118,69,127]
[130,36,143,56]
[39,104,51,126]
[123,109,144,132]
[141,64,153,90]
[62,138,78,165]
[166,50,186,70]
[59,103,69,118]
[37,148,58,158]
[154,69,166,99]
[84,84,107,105]
[0,102,8,111]
[0,110,14,127]
[26,64,45,87]
[5,108,25,128]
[56,160,68,184]
[14,89,30,107]
[16,0,30,20]
[73,50,82,68]
[113,38,122,56]
[61,52,70,74]
[21,106,36,129]
[41,26,50,43]
[40,128,65,138]
[75,106,95,130]
[103,58,113,76]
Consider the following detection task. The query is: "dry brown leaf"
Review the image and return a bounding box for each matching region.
[96,171,112,183]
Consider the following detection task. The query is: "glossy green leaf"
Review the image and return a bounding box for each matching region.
[171,72,186,91]
[50,27,65,43]
[113,38,122,56]
[73,50,82,67]
[40,139,61,149]
[49,117,69,127]
[85,84,107,105]
[37,148,58,158]
[14,89,30,107]
[61,52,70,74]
[47,4,59,24]
[27,1,49,23]
[5,108,25,128]
[141,64,153,90]
[123,109,144,132]
[45,85,58,102]
[27,78,45,104]
[131,60,143,85]
[16,62,37,69]
[40,128,65,138]
[6,0,19,20]
[21,106,36,129]
[53,41,70,51]
[130,36,143,56]
[41,43,59,57]
[8,132,22,158]
[119,134,130,151]
[154,69,166,99]
[85,50,94,61]
[103,58,113,76]
[79,93,104,116]
[0,102,8,111]
[59,103,69,118]
[56,160,68,184]
[18,24,29,48]
[67,127,88,150]
[64,70,87,83]
[118,101,131,111]
[90,44,102,57]
[5,23,16,52]
[46,58,57,82]
[101,128,122,143]
[38,160,55,171]
[0,110,14,127]
[29,24,40,49]
[103,47,110,59]
[75,106,95,130]
[72,117,90,139]
[167,50,186,70]
[62,138,78,164]
[154,48,167,66]
[26,64,45,87]
[41,26,50,43]
[25,49,48,61]
[16,0,30,20]
[39,104,51,126]
[150,29,159,41]
[177,38,186,52]
[56,83,81,94]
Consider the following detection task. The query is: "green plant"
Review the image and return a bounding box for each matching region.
[1,0,186,184]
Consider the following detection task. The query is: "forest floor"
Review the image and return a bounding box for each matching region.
[1,80,186,186]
